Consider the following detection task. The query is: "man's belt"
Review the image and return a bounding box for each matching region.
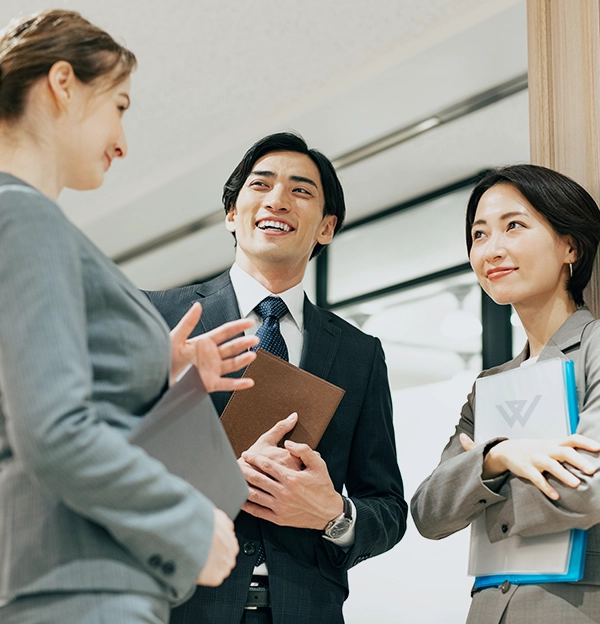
[245,576,270,610]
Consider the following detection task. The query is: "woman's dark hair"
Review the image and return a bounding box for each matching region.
[222,132,346,258]
[0,9,136,122]
[466,164,600,306]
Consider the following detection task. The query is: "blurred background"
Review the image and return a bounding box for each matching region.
[0,1,531,621]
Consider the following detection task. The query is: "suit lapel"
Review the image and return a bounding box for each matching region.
[300,297,341,381]
[194,272,242,335]
[194,272,245,391]
[538,307,596,363]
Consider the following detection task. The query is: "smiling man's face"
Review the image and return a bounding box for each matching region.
[226,150,337,274]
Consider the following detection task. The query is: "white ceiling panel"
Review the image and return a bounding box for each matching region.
[0,0,527,284]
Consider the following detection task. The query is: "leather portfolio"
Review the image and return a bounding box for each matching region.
[220,349,345,457]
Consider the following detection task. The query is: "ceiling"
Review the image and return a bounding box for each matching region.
[0,0,528,289]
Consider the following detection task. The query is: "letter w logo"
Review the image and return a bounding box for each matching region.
[495,395,542,428]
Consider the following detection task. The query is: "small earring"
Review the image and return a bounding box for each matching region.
[569,263,573,278]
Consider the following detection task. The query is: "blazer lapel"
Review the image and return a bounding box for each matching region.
[538,307,596,363]
[300,297,341,381]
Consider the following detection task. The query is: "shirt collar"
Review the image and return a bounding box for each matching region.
[229,263,304,331]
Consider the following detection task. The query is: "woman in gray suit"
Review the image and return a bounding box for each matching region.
[412,164,600,623]
[0,10,258,624]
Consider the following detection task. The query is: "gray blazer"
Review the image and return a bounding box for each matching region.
[0,173,214,608]
[411,308,600,623]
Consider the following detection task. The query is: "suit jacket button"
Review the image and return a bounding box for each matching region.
[243,542,256,556]
[501,523,509,533]
[479,499,487,504]
[500,580,510,594]
[148,554,162,568]
[162,560,176,576]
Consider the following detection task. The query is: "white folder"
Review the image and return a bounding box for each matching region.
[468,357,586,587]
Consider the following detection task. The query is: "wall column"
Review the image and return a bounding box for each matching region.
[527,0,600,314]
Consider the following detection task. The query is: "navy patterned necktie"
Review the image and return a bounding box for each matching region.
[252,297,289,566]
[253,296,289,362]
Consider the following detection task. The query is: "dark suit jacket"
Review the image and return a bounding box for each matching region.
[146,271,407,624]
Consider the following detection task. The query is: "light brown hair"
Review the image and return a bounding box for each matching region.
[0,9,136,122]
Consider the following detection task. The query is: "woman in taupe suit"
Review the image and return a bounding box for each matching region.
[0,10,258,624]
[412,165,600,623]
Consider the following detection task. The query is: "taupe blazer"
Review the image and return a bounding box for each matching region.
[411,308,600,623]
[0,174,214,609]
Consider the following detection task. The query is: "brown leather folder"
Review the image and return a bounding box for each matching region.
[220,349,345,457]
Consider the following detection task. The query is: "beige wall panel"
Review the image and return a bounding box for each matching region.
[528,0,600,313]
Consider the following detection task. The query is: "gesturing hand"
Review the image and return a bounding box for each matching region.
[169,302,259,391]
[460,432,600,500]
[196,508,238,587]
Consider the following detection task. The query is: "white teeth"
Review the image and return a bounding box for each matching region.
[257,220,291,232]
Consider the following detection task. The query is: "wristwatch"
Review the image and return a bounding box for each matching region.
[324,495,353,539]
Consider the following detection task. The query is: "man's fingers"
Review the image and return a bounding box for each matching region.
[284,440,321,468]
[242,452,287,484]
[170,302,202,343]
[243,467,280,495]
[253,413,298,447]
[242,500,278,523]
[246,485,275,509]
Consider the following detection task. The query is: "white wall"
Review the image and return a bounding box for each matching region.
[344,373,479,623]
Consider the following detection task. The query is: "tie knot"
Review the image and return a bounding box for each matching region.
[255,296,288,321]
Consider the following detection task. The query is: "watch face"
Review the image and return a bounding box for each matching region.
[327,518,352,539]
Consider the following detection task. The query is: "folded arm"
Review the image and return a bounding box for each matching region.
[410,380,508,541]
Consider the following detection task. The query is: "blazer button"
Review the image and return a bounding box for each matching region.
[501,523,509,533]
[148,554,162,568]
[479,499,487,505]
[243,541,256,556]
[162,560,176,576]
[500,580,511,594]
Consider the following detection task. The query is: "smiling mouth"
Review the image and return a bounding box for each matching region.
[487,268,516,280]
[256,219,294,232]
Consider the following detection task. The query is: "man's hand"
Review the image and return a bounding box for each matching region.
[169,302,259,391]
[240,432,343,530]
[237,413,303,473]
[196,508,238,587]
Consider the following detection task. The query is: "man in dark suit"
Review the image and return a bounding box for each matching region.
[146,132,407,624]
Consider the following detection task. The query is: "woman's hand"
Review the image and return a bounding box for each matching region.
[460,432,600,500]
[196,508,238,586]
[169,302,259,391]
